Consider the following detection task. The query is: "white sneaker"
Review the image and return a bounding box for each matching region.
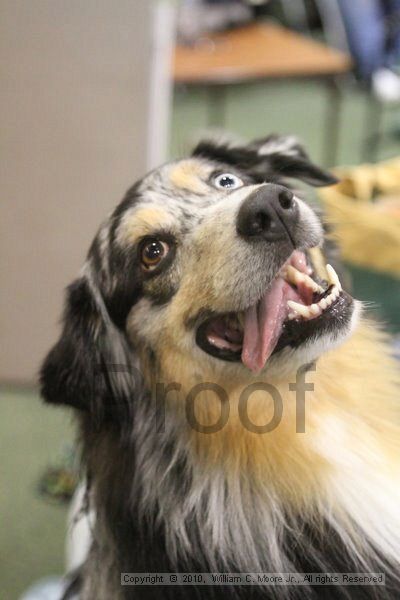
[372,68,400,103]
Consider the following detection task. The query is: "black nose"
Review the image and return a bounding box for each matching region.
[236,184,298,243]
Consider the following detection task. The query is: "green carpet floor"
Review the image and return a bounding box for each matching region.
[2,79,399,600]
[0,388,75,599]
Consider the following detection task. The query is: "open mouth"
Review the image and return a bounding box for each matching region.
[196,250,353,372]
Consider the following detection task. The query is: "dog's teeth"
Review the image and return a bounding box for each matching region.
[287,301,311,318]
[310,303,321,316]
[312,281,325,294]
[326,264,342,290]
[285,265,298,285]
[285,265,324,293]
[286,277,342,323]
[319,298,328,310]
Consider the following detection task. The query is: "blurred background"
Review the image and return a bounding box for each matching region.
[1,1,399,598]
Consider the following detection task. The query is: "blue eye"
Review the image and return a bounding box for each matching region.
[214,173,243,190]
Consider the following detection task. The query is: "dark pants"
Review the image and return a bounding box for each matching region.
[338,0,400,79]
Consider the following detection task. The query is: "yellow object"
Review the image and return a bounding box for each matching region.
[319,158,400,278]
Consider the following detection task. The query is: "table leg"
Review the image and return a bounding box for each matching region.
[206,85,227,129]
[323,77,342,167]
[361,95,384,164]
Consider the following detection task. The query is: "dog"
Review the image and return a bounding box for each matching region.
[40,134,400,599]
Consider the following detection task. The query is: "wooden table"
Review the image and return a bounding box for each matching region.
[173,22,352,166]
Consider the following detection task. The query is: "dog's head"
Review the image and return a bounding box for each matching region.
[41,134,357,420]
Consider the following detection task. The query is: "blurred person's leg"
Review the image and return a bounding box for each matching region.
[385,0,400,65]
[372,0,400,102]
[338,0,400,102]
[337,0,386,79]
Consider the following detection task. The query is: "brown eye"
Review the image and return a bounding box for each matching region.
[140,239,169,270]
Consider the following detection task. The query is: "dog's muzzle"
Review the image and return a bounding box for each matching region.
[195,184,355,372]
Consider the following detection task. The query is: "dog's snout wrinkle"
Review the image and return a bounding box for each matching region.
[236,184,299,244]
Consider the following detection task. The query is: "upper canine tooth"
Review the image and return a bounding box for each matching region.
[309,279,325,294]
[285,265,300,285]
[286,265,324,293]
[326,264,342,290]
[287,300,311,318]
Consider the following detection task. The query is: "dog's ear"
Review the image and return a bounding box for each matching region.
[251,134,338,187]
[40,275,141,424]
[193,134,338,187]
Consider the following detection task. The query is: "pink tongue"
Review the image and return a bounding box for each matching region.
[241,278,294,373]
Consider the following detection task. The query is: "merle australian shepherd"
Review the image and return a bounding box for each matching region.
[40,134,400,599]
